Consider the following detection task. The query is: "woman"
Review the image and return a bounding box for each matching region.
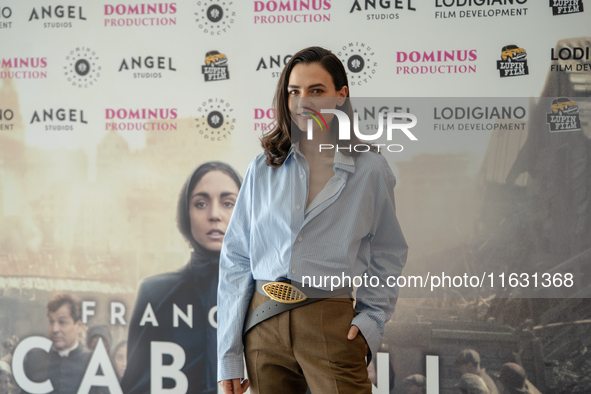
[122,162,241,394]
[111,340,127,382]
[217,47,408,394]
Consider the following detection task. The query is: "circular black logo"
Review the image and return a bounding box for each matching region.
[75,59,90,76]
[195,1,235,35]
[196,99,235,141]
[207,111,224,128]
[347,55,365,73]
[207,4,223,22]
[338,43,377,85]
[64,47,101,88]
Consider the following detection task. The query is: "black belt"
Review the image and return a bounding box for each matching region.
[243,280,353,335]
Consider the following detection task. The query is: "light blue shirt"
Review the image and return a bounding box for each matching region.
[217,144,408,381]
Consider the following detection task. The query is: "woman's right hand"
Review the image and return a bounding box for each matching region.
[219,378,250,394]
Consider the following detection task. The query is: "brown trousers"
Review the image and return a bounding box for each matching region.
[244,292,371,394]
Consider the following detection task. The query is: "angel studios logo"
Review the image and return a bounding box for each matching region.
[196,98,235,141]
[337,42,378,86]
[496,44,529,78]
[349,0,416,20]
[63,47,101,88]
[550,0,584,15]
[256,54,292,78]
[546,97,581,132]
[194,0,235,35]
[30,108,88,131]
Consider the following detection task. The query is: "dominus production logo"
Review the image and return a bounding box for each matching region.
[202,50,229,81]
[253,0,331,24]
[546,97,581,132]
[195,1,235,35]
[63,47,101,87]
[196,99,235,141]
[496,44,529,77]
[550,0,584,15]
[337,42,377,86]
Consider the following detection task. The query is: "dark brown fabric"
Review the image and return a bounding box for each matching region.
[244,292,371,394]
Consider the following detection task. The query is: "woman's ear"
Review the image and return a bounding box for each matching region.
[337,86,348,106]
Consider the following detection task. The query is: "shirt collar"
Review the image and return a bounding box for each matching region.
[56,341,79,357]
[289,142,355,173]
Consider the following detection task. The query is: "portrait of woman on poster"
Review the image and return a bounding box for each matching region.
[121,162,242,394]
[217,46,408,394]
[111,340,127,382]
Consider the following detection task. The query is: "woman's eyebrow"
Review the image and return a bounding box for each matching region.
[287,83,327,89]
[192,192,211,199]
[221,192,238,198]
[306,83,326,89]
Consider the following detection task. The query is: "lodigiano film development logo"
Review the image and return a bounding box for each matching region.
[196,98,235,141]
[0,6,12,29]
[550,43,590,72]
[64,47,101,88]
[299,105,417,153]
[202,50,229,81]
[195,1,235,35]
[434,0,529,19]
[496,44,529,78]
[546,97,581,132]
[0,108,15,131]
[337,42,377,86]
[550,0,584,15]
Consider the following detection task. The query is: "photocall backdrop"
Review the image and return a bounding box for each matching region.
[0,1,590,393]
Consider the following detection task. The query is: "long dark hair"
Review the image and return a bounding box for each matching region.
[176,162,242,251]
[260,46,375,168]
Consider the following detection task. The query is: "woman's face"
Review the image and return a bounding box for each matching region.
[113,344,127,379]
[189,170,239,252]
[287,62,348,135]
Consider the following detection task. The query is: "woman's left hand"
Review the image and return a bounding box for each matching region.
[347,325,368,354]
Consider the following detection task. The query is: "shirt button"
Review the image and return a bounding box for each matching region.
[296,205,301,210]
[291,269,296,274]
[298,236,302,242]
[300,174,304,179]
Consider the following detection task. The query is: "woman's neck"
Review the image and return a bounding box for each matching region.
[298,131,335,164]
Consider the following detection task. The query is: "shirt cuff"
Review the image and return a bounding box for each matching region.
[218,355,245,382]
[351,313,382,365]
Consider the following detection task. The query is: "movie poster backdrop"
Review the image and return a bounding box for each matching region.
[0,1,590,393]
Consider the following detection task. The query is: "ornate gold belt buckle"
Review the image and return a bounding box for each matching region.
[262,282,308,304]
